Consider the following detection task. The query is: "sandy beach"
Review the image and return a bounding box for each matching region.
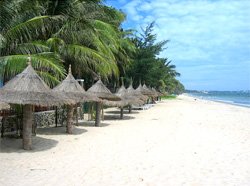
[0,95,250,186]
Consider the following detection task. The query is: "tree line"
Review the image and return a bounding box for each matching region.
[0,0,185,95]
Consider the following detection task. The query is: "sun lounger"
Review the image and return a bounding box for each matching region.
[131,104,150,110]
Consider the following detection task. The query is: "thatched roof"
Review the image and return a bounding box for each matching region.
[127,79,148,101]
[0,101,10,110]
[87,78,121,101]
[0,55,75,106]
[53,65,101,103]
[103,79,144,107]
[135,81,153,96]
[142,83,157,96]
[152,87,164,96]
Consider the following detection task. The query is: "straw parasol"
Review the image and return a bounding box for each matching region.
[152,87,164,97]
[135,80,153,96]
[0,101,10,110]
[103,78,144,119]
[53,65,101,133]
[126,78,148,113]
[87,77,121,126]
[142,83,158,97]
[0,55,74,150]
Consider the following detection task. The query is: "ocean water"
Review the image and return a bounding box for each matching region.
[186,91,250,107]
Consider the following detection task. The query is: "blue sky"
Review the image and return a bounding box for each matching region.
[106,0,250,91]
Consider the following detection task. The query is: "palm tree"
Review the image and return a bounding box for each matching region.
[1,0,133,87]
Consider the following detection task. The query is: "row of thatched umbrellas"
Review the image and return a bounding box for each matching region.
[0,55,164,150]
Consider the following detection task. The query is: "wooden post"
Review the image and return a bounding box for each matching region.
[120,107,124,119]
[1,111,5,138]
[90,103,93,120]
[101,103,104,121]
[75,104,79,126]
[55,106,58,127]
[23,104,33,150]
[95,102,101,127]
[32,106,36,136]
[129,105,132,113]
[66,105,74,134]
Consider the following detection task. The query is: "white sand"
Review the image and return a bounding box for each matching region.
[0,95,250,186]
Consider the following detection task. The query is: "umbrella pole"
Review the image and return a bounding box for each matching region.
[101,103,104,121]
[55,106,58,127]
[32,106,36,136]
[1,111,5,138]
[75,104,79,126]
[66,105,74,134]
[95,102,101,127]
[129,105,132,113]
[23,104,33,150]
[120,107,124,119]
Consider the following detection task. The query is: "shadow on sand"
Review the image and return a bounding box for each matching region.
[104,115,135,120]
[105,110,140,115]
[78,121,110,127]
[0,136,58,153]
[36,126,87,135]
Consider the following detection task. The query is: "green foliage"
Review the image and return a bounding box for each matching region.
[125,21,184,93]
[0,0,134,88]
[161,95,177,99]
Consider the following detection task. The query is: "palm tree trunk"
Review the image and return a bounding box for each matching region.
[23,104,32,150]
[67,104,74,134]
[120,107,124,119]
[95,102,101,127]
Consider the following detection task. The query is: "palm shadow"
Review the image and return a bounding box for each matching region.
[105,110,140,114]
[36,126,87,135]
[0,136,58,153]
[77,121,110,127]
[104,115,135,120]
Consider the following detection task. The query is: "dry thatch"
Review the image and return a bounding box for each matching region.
[87,78,121,101]
[0,100,10,110]
[135,81,154,96]
[0,57,74,106]
[53,65,101,103]
[127,81,148,101]
[142,83,158,97]
[152,87,164,97]
[103,82,144,107]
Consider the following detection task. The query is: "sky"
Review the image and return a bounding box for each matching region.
[105,0,250,91]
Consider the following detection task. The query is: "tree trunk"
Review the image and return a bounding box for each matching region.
[23,104,33,150]
[95,102,101,127]
[129,105,132,113]
[120,107,124,119]
[67,105,74,134]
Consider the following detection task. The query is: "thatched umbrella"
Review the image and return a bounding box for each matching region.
[126,78,148,113]
[142,83,158,97]
[53,65,101,133]
[0,101,10,110]
[103,78,144,119]
[135,80,153,96]
[87,77,121,127]
[0,55,74,150]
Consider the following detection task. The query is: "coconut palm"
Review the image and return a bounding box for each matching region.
[0,0,133,87]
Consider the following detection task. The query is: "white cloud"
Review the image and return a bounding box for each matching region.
[120,0,250,90]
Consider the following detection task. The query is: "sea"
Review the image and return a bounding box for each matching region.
[185,91,250,107]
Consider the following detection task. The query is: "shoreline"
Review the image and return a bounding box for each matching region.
[1,95,250,186]
[183,93,250,108]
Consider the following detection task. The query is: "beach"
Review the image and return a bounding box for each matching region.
[0,95,250,186]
